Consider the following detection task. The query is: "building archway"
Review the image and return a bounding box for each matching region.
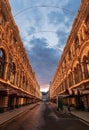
[83,55,89,78]
[0,48,6,79]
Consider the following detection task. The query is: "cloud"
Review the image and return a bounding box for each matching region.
[56,30,68,48]
[40,84,49,92]
[27,37,61,87]
[47,11,64,25]
[27,26,36,35]
[9,0,81,91]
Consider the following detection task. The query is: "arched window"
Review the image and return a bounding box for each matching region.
[85,14,89,30]
[20,71,23,88]
[77,64,83,81]
[16,70,19,86]
[0,49,6,78]
[83,56,89,78]
[23,75,26,90]
[75,36,79,49]
[63,81,65,91]
[26,80,28,91]
[11,62,16,84]
[74,67,79,84]
[9,62,16,84]
[68,72,73,87]
[65,78,68,89]
[68,50,72,60]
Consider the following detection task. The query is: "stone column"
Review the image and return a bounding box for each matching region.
[72,70,76,85]
[17,70,20,87]
[14,71,17,86]
[81,62,85,80]
[0,96,8,112]
[4,61,8,80]
[81,23,87,41]
[11,97,16,108]
[78,31,82,44]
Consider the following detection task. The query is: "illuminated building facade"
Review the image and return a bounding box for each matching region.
[0,0,40,112]
[50,0,89,110]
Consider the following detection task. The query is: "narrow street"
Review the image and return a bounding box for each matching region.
[0,102,89,130]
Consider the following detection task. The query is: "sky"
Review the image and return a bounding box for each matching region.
[9,0,81,92]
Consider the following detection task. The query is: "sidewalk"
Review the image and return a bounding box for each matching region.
[51,102,89,124]
[0,103,39,126]
[63,106,89,123]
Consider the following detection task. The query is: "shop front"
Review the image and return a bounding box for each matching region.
[0,89,9,112]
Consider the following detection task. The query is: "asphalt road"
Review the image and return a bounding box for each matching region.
[0,102,89,130]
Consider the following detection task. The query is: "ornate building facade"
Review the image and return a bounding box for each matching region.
[0,0,40,112]
[50,0,89,111]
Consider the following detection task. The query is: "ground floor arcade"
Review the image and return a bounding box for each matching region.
[0,82,39,113]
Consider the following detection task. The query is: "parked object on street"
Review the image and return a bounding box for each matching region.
[57,96,63,112]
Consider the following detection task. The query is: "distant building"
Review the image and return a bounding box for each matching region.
[41,91,49,101]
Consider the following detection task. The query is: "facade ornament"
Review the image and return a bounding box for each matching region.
[78,29,83,44]
[0,26,4,40]
[81,22,87,40]
[5,22,11,41]
[78,19,89,44]
[79,20,89,42]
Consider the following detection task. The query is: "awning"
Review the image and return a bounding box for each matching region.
[58,94,69,97]
[9,89,17,97]
[82,90,89,95]
[0,89,9,96]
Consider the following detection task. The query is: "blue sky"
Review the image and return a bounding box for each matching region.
[9,0,81,92]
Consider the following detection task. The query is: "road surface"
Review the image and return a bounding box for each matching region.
[0,102,89,130]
